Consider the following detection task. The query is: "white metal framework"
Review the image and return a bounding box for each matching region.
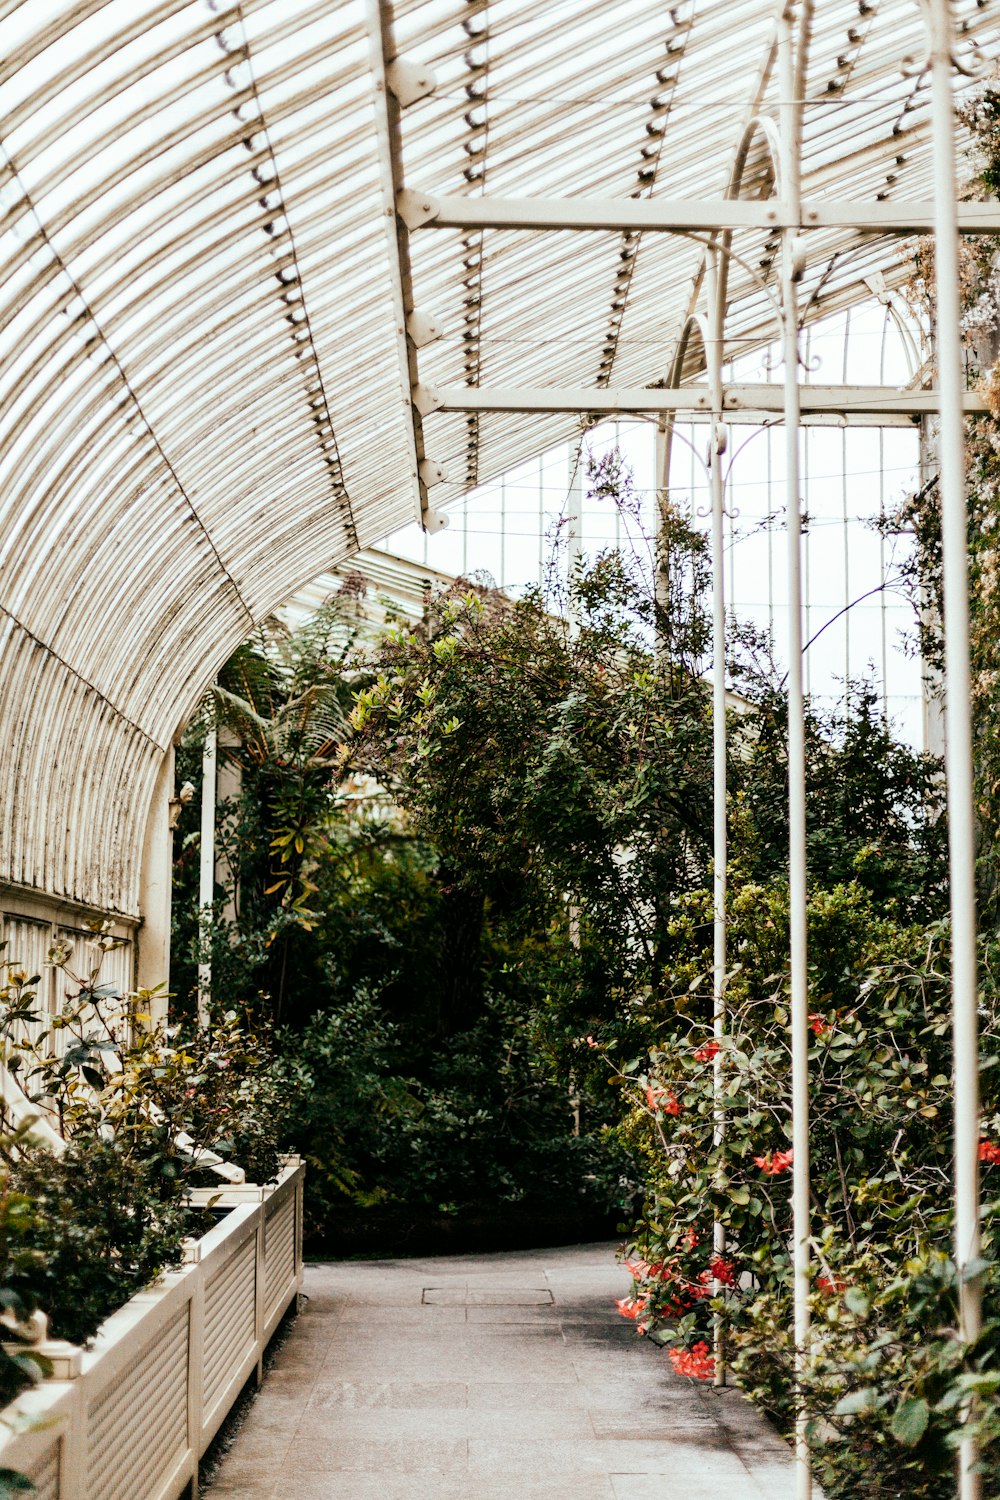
[0,1,997,1493]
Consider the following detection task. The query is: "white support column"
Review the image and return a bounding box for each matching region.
[778,4,812,1496]
[567,437,583,609]
[216,732,242,930]
[197,728,217,1029]
[653,410,678,636]
[921,5,982,1496]
[705,250,729,1387]
[137,745,175,1024]
[919,416,947,758]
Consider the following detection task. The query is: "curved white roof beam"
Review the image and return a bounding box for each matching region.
[1,0,999,921]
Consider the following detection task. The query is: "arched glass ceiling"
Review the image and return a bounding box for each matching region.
[0,0,997,915]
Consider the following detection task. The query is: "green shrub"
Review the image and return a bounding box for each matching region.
[0,942,293,1356]
[277,987,636,1241]
[8,1140,189,1347]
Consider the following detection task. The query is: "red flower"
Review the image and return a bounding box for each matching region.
[625,1257,664,1281]
[979,1140,1000,1163]
[645,1084,681,1115]
[708,1255,737,1287]
[682,1226,699,1249]
[809,1013,829,1037]
[668,1341,716,1380]
[615,1295,647,1320]
[694,1039,719,1063]
[754,1148,793,1175]
[816,1275,845,1294]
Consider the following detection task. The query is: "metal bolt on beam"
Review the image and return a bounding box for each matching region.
[406,311,445,348]
[418,458,448,487]
[386,59,437,107]
[397,187,441,231]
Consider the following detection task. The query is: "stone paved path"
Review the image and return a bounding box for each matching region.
[205,1241,802,1499]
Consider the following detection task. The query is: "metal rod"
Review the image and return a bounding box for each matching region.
[197,725,217,1029]
[401,189,1000,237]
[779,4,812,1496]
[567,436,583,610]
[705,250,729,1387]
[922,4,982,1496]
[414,382,987,418]
[365,0,433,529]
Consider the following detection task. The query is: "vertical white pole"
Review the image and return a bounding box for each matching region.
[198,727,217,1028]
[778,5,811,1496]
[922,5,982,1496]
[567,438,583,607]
[138,745,175,1026]
[654,411,676,642]
[566,438,583,1128]
[705,256,729,1386]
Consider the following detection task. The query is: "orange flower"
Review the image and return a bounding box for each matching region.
[615,1295,647,1320]
[645,1084,681,1115]
[754,1148,793,1175]
[625,1257,664,1281]
[668,1341,716,1380]
[979,1140,1000,1163]
[694,1039,719,1062]
[809,1013,829,1037]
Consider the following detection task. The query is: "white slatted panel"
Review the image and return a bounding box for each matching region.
[98,936,134,1002]
[54,925,134,1054]
[263,1192,296,1324]
[1,912,56,1067]
[1,912,53,1021]
[23,1438,60,1500]
[86,1306,189,1500]
[203,1232,257,1417]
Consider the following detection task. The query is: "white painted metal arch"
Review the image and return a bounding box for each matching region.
[1,0,997,917]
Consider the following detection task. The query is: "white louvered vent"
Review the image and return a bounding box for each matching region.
[55,926,134,1056]
[25,1438,60,1500]
[263,1193,296,1324]
[1,914,54,1042]
[86,1306,189,1500]
[203,1232,257,1417]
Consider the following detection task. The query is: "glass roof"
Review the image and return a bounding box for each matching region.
[0,0,998,913]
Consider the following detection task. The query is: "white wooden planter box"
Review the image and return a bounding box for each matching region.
[0,1158,305,1500]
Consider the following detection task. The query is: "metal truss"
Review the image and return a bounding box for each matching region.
[413,382,987,420]
[399,188,1000,237]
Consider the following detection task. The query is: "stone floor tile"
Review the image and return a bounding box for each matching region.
[294,1404,594,1444]
[277,1476,616,1500]
[589,1416,737,1443]
[611,1476,762,1500]
[337,1302,470,1322]
[204,1486,273,1499]
[468,1438,757,1478]
[306,1379,469,1409]
[208,1457,283,1491]
[462,1381,588,1409]
[277,1435,469,1474]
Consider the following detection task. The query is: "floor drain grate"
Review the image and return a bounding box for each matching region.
[422,1287,554,1305]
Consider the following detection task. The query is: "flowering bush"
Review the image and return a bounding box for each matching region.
[0,934,294,1351]
[610,884,1000,1494]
